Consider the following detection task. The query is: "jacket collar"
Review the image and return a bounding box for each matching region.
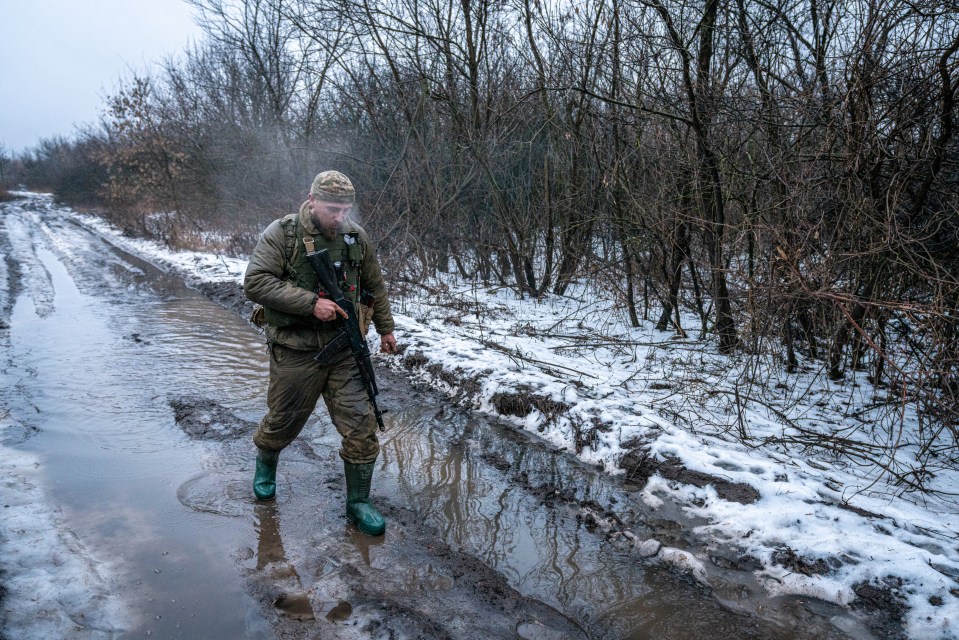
[298,200,319,236]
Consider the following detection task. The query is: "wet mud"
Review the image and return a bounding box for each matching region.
[170,396,255,440]
[620,447,761,505]
[0,213,23,331]
[175,408,589,639]
[851,582,909,640]
[196,279,256,320]
[0,194,899,639]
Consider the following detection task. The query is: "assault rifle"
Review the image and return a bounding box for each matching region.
[305,247,387,431]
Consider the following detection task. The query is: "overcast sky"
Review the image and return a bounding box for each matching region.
[0,0,204,155]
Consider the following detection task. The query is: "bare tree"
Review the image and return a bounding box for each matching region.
[21,0,959,490]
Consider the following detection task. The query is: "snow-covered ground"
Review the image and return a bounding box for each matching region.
[0,427,128,638]
[40,193,959,639]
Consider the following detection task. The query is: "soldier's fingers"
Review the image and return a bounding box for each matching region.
[380,336,398,354]
[334,304,348,318]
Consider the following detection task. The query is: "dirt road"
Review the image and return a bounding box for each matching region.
[0,195,877,639]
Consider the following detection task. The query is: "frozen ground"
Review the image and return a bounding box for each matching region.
[33,193,959,639]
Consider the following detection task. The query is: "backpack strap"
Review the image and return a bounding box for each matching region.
[280,213,299,277]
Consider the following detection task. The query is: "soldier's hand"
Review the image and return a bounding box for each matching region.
[380,333,398,355]
[312,297,347,322]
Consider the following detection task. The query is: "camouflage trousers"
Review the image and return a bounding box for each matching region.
[253,343,379,464]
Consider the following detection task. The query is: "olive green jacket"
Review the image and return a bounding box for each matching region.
[243,201,395,351]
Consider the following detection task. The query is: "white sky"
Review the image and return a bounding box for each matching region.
[0,0,204,155]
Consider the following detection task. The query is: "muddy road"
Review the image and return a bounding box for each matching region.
[0,195,876,639]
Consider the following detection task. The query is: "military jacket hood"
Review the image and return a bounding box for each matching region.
[297,198,325,237]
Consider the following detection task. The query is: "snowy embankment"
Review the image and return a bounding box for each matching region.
[50,193,958,639]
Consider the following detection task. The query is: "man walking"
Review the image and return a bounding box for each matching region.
[244,170,398,536]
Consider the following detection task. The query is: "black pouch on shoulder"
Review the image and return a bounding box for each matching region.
[345,233,363,265]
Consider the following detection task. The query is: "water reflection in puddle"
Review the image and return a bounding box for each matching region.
[377,405,860,639]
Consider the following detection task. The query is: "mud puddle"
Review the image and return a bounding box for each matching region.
[0,195,878,638]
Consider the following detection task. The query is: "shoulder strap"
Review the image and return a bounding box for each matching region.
[285,214,298,260]
[278,213,299,276]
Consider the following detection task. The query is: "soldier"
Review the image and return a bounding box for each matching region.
[244,170,398,536]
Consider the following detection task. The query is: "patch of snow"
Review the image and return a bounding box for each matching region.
[0,419,128,638]
[635,538,661,558]
[657,547,709,585]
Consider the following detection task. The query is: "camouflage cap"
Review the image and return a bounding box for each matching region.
[310,170,355,204]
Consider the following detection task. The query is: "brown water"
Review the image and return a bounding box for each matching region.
[0,196,876,639]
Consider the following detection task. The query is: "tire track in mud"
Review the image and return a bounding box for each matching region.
[0,195,129,639]
[0,216,22,331]
[0,199,45,437]
[0,200,56,321]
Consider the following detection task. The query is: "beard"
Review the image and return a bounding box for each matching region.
[312,214,341,240]
[319,223,338,240]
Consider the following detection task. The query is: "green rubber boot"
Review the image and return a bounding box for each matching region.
[253,448,280,500]
[344,461,386,536]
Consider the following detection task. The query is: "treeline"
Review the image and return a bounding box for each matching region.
[10,0,959,488]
